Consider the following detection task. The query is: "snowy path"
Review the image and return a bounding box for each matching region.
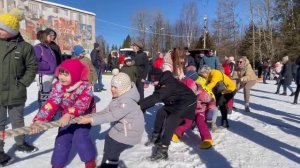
[3,75,300,168]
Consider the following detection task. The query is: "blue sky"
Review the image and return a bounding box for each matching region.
[44,0,250,46]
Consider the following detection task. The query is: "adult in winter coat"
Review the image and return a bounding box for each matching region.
[34,29,57,93]
[277,56,294,96]
[139,71,197,161]
[232,56,257,112]
[293,56,300,104]
[32,59,97,168]
[90,42,106,92]
[44,28,63,65]
[132,41,149,101]
[202,49,220,70]
[0,9,38,166]
[262,58,271,84]
[199,66,236,127]
[78,72,144,168]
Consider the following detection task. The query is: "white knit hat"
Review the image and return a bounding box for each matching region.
[111,72,132,96]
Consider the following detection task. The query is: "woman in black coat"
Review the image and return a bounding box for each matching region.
[139,71,196,161]
[293,56,300,104]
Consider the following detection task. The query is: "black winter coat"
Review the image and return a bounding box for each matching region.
[139,71,196,120]
[132,50,149,80]
[280,61,293,85]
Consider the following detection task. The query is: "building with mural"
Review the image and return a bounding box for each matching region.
[0,0,95,54]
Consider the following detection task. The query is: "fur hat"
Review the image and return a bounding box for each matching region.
[73,45,85,56]
[55,59,89,85]
[0,8,24,36]
[111,71,132,96]
[132,41,143,49]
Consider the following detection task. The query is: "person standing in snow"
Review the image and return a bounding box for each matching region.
[78,72,144,168]
[293,55,300,104]
[131,41,149,101]
[34,29,58,94]
[32,59,97,168]
[90,42,106,92]
[277,56,294,96]
[0,8,38,166]
[232,56,257,112]
[139,71,197,161]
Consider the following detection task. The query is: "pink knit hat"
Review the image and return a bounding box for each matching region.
[55,59,89,85]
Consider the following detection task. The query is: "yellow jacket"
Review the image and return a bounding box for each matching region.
[206,70,236,94]
[195,76,215,100]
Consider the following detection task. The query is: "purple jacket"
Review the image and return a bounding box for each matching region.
[34,43,57,74]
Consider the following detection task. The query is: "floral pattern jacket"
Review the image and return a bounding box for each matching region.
[34,81,96,122]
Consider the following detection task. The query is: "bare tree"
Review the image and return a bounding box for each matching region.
[178,0,201,48]
[213,0,239,56]
[132,11,148,47]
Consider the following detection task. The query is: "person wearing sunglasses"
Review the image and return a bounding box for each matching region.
[232,56,257,112]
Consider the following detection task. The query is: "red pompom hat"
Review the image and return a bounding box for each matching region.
[55,59,89,85]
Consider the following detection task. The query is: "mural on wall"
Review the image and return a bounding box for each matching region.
[0,0,95,54]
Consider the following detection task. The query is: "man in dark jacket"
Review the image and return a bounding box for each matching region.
[0,9,38,165]
[132,41,149,101]
[44,28,63,65]
[90,42,106,92]
[139,71,196,161]
[280,56,294,96]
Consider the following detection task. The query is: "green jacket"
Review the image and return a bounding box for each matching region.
[0,34,37,106]
[120,65,139,83]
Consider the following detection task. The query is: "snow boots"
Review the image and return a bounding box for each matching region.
[221,119,229,128]
[16,142,38,153]
[171,134,180,143]
[0,151,13,167]
[85,159,96,168]
[150,144,168,161]
[145,133,160,146]
[199,140,214,149]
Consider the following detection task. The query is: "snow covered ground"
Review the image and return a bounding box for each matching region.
[3,75,300,168]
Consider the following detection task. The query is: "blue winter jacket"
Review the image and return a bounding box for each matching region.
[203,55,220,69]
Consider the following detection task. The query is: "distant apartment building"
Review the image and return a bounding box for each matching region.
[0,0,96,54]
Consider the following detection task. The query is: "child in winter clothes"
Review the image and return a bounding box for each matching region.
[78,72,145,168]
[120,56,139,83]
[172,78,216,149]
[139,71,197,161]
[73,45,97,85]
[32,59,97,168]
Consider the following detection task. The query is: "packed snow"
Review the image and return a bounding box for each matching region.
[3,75,300,168]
